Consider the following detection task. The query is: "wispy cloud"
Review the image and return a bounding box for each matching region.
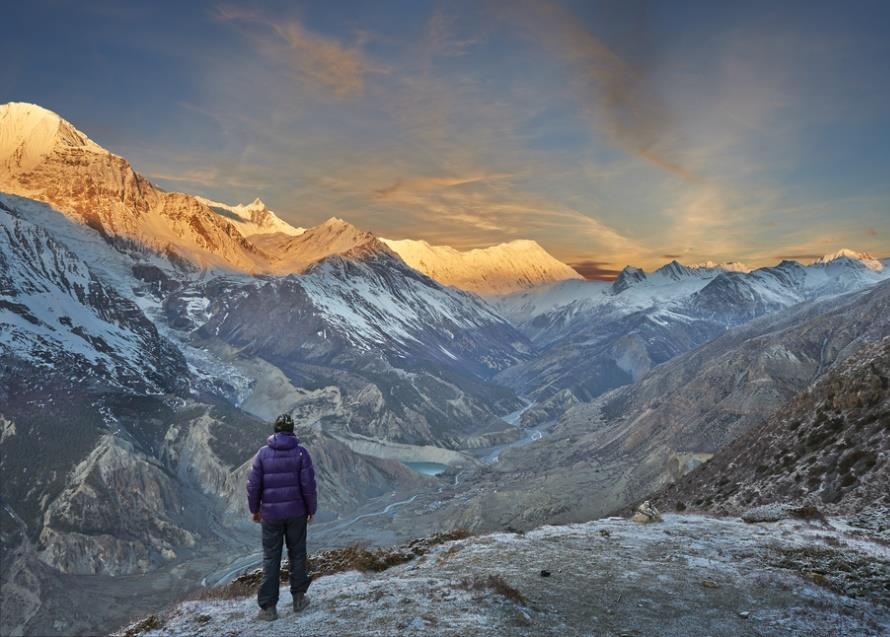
[216,7,375,98]
[426,9,480,57]
[374,173,511,199]
[497,0,695,182]
[774,253,822,261]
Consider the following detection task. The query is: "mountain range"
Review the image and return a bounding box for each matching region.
[1,101,889,636]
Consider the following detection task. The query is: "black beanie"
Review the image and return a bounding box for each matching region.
[274,413,295,432]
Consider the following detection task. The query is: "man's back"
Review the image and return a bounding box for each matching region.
[248,431,317,521]
[246,418,317,620]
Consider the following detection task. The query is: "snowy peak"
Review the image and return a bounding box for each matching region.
[252,217,384,272]
[653,260,696,281]
[611,266,647,293]
[814,248,884,272]
[381,237,582,295]
[0,102,105,173]
[195,195,304,237]
[691,260,751,273]
[0,102,276,272]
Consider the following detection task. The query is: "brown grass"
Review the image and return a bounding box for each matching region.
[459,574,528,606]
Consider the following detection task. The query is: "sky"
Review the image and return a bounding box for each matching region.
[3,0,890,278]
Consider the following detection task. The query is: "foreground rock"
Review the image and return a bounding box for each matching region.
[118,514,889,637]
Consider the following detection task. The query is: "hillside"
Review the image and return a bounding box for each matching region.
[653,336,890,522]
[116,515,890,637]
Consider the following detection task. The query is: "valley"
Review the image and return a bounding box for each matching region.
[1,102,889,636]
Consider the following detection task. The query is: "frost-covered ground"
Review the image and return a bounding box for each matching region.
[123,514,890,637]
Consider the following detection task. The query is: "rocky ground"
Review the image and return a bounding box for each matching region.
[117,513,890,637]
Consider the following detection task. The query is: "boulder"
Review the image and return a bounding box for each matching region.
[631,500,662,523]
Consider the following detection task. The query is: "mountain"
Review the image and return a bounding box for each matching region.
[0,102,270,272]
[0,205,186,393]
[251,217,379,272]
[195,196,304,237]
[164,240,532,450]
[1,102,597,296]
[381,238,583,295]
[814,248,884,272]
[406,280,890,534]
[654,335,889,520]
[691,260,751,272]
[493,253,890,405]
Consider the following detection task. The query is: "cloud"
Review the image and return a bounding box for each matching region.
[865,227,878,237]
[498,0,694,182]
[426,9,479,57]
[774,253,823,261]
[374,173,512,199]
[568,260,622,281]
[217,7,372,98]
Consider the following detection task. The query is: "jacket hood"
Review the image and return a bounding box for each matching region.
[267,431,300,450]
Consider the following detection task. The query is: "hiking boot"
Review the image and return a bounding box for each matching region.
[293,593,309,613]
[256,606,278,621]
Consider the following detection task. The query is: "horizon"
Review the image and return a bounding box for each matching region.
[3,1,889,276]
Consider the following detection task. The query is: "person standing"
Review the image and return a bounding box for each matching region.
[246,414,317,621]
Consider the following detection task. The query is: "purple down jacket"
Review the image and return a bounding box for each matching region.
[246,432,317,520]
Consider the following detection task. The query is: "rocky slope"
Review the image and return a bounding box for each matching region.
[117,515,890,637]
[653,336,890,521]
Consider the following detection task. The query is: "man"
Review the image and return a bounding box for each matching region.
[246,413,318,621]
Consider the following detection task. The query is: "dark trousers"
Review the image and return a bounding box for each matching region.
[258,515,311,609]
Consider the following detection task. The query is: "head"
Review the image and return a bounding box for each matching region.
[273,413,295,433]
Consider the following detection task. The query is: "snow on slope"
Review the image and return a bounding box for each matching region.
[195,196,304,237]
[0,207,184,392]
[0,102,106,173]
[381,238,583,295]
[499,252,890,325]
[299,242,514,352]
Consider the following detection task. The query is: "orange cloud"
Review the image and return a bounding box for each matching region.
[217,7,371,98]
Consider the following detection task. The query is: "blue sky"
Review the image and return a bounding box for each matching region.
[3,0,889,275]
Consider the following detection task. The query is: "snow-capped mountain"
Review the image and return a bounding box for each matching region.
[166,239,531,447]
[690,260,751,272]
[0,205,186,393]
[252,217,380,272]
[195,196,304,237]
[814,248,883,272]
[2,102,587,295]
[493,251,890,404]
[0,102,271,272]
[381,238,583,295]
